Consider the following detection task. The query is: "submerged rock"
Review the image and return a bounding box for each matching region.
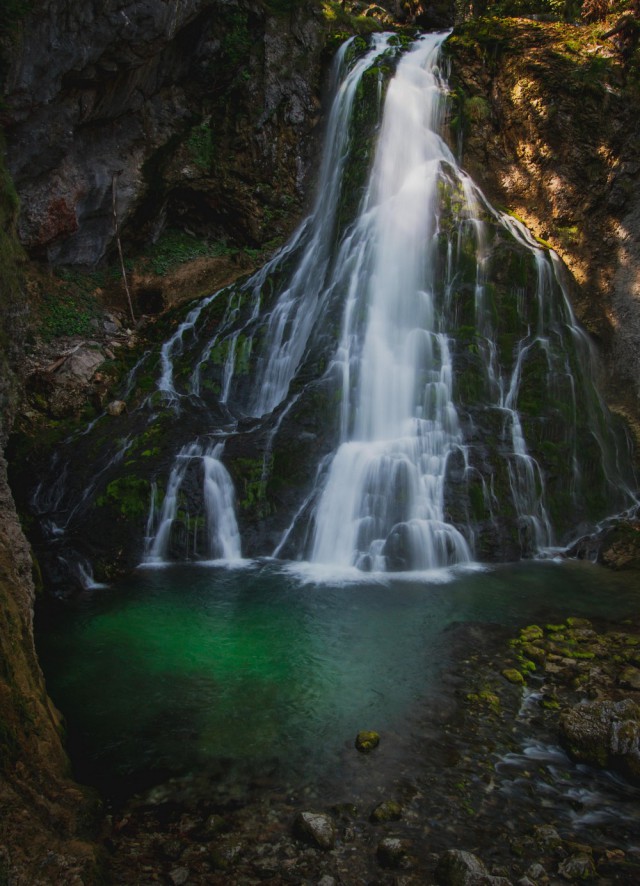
[376,836,413,869]
[355,730,380,752]
[370,799,403,823]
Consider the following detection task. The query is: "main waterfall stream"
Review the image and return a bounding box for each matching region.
[30,32,640,853]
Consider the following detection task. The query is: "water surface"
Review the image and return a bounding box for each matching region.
[37,558,640,802]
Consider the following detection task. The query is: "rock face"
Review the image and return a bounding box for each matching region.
[0,155,100,882]
[2,0,327,266]
[446,18,640,439]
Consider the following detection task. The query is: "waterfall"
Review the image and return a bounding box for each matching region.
[310,34,473,570]
[291,31,634,570]
[28,31,637,585]
[202,446,242,560]
[144,442,241,564]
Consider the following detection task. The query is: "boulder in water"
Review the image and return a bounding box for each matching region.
[355,730,380,752]
[370,799,402,823]
[376,836,413,869]
[292,811,336,850]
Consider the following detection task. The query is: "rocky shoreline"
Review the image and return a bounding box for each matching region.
[97,610,640,885]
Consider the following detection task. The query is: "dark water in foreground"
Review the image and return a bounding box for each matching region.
[37,559,640,803]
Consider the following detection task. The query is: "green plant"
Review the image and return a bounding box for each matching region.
[187,119,215,172]
[38,290,98,341]
[147,230,238,276]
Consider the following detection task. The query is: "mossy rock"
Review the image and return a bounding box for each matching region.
[370,799,402,823]
[501,668,525,685]
[355,730,380,752]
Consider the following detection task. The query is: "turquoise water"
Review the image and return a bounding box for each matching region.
[37,559,640,801]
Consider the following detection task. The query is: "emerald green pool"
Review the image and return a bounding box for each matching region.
[36,559,640,802]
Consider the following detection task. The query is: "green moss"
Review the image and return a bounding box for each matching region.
[467,689,501,714]
[233,455,272,517]
[355,729,380,752]
[520,624,544,642]
[96,476,150,520]
[221,9,252,69]
[187,118,215,172]
[541,697,560,711]
[502,668,525,685]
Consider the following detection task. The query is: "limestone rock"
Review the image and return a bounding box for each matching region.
[107,399,127,416]
[558,852,595,880]
[59,346,104,382]
[168,867,190,886]
[3,0,324,266]
[377,836,413,869]
[436,849,513,885]
[559,698,640,781]
[292,811,337,850]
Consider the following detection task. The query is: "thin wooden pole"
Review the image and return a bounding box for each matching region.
[112,171,136,326]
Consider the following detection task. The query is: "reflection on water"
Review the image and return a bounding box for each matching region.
[37,559,640,801]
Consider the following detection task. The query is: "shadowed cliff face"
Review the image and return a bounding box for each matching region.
[2,0,327,266]
[445,17,640,443]
[0,151,101,883]
[0,3,333,877]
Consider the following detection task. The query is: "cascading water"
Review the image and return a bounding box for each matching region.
[310,35,473,570]
[25,31,637,586]
[144,442,240,563]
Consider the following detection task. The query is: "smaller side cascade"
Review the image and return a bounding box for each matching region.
[144,442,241,563]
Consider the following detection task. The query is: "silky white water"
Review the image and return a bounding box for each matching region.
[118,32,635,573]
[310,35,472,570]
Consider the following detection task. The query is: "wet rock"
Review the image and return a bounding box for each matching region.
[502,668,525,685]
[619,665,640,690]
[533,824,564,854]
[59,346,104,382]
[377,836,413,869]
[355,730,380,752]
[559,698,640,780]
[331,802,358,820]
[106,399,127,416]
[292,811,337,850]
[201,813,228,836]
[598,521,640,570]
[160,838,184,861]
[525,862,548,882]
[436,848,512,885]
[557,852,595,880]
[370,799,403,823]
